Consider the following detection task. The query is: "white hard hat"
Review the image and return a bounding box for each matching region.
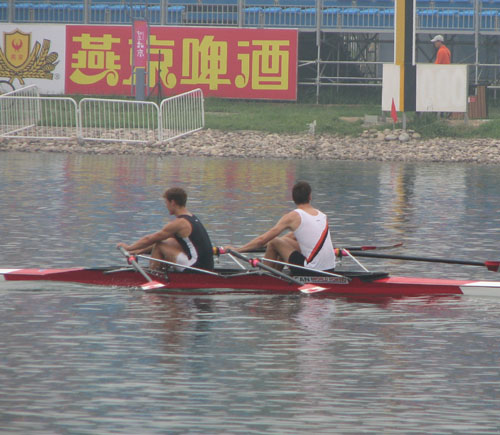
[431,35,444,42]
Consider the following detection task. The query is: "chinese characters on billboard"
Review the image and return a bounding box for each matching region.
[66,26,298,100]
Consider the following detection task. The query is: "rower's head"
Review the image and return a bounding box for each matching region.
[163,187,187,214]
[292,181,312,205]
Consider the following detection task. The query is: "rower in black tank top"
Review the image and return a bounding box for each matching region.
[174,214,214,270]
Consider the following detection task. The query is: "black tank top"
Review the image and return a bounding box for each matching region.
[175,214,214,270]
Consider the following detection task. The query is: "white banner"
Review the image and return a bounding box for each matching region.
[0,24,66,94]
[416,64,467,113]
[381,63,400,112]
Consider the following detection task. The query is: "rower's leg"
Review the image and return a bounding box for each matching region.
[265,235,299,270]
[150,238,183,270]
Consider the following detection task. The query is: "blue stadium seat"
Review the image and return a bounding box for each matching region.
[455,9,474,29]
[359,8,380,27]
[417,8,438,28]
[166,5,185,23]
[90,3,105,22]
[378,7,393,26]
[202,0,238,4]
[0,2,7,21]
[452,0,473,7]
[110,4,128,23]
[245,0,275,6]
[299,7,316,26]
[54,3,72,22]
[340,7,360,27]
[322,7,339,27]
[437,9,458,28]
[481,9,500,29]
[279,0,315,7]
[68,3,84,22]
[323,0,354,7]
[186,2,238,25]
[280,7,302,25]
[168,0,199,5]
[244,6,262,25]
[15,2,33,22]
[357,0,392,7]
[415,0,434,7]
[262,6,283,25]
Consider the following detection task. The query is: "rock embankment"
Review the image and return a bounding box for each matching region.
[1,128,500,163]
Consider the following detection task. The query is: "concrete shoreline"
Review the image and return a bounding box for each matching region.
[1,128,500,164]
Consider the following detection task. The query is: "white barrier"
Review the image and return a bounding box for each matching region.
[0,87,205,144]
[78,98,160,143]
[160,89,204,141]
[0,85,41,137]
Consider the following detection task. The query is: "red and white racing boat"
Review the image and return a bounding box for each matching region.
[2,246,500,298]
[2,266,500,298]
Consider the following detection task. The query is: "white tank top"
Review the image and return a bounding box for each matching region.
[293,208,336,270]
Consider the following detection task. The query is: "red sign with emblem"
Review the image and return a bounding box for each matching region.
[65,25,298,100]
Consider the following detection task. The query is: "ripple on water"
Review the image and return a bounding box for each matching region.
[1,153,500,433]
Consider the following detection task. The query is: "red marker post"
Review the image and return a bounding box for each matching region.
[133,20,148,100]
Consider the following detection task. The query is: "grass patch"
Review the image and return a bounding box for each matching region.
[50,93,500,139]
[204,98,380,136]
[205,98,500,139]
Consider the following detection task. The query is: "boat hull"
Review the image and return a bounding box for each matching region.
[2,267,500,298]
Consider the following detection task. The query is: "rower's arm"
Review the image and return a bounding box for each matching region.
[118,219,188,254]
[237,212,299,253]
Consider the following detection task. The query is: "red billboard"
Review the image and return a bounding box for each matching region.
[66,25,298,100]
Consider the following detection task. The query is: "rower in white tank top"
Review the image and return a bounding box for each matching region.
[293,208,336,271]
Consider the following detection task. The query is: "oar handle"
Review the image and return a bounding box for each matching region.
[118,246,153,283]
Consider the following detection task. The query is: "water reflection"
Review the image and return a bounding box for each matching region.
[1,283,500,431]
[2,152,500,432]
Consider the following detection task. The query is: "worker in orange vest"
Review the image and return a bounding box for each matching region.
[431,35,451,64]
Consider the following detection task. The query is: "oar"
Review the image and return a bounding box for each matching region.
[137,254,220,276]
[344,242,403,251]
[117,246,166,290]
[223,248,326,294]
[216,243,403,255]
[341,250,500,272]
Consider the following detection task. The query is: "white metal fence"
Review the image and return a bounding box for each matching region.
[78,98,160,143]
[160,89,205,142]
[0,85,41,137]
[0,86,204,144]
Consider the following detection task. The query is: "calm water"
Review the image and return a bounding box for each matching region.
[1,152,500,433]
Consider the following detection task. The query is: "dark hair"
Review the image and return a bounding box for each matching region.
[292,181,311,205]
[163,187,187,206]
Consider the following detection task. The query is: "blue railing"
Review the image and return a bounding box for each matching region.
[1,0,500,32]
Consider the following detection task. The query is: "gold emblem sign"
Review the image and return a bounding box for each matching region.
[0,29,59,85]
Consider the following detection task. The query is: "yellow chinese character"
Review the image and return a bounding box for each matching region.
[70,33,121,86]
[181,36,230,90]
[235,41,250,88]
[252,40,290,90]
[149,35,176,89]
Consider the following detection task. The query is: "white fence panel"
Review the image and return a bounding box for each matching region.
[0,85,41,137]
[0,96,78,139]
[78,98,160,143]
[1,89,204,144]
[160,89,204,142]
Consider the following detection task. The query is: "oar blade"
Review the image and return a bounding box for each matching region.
[485,261,500,272]
[141,280,167,290]
[299,283,327,294]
